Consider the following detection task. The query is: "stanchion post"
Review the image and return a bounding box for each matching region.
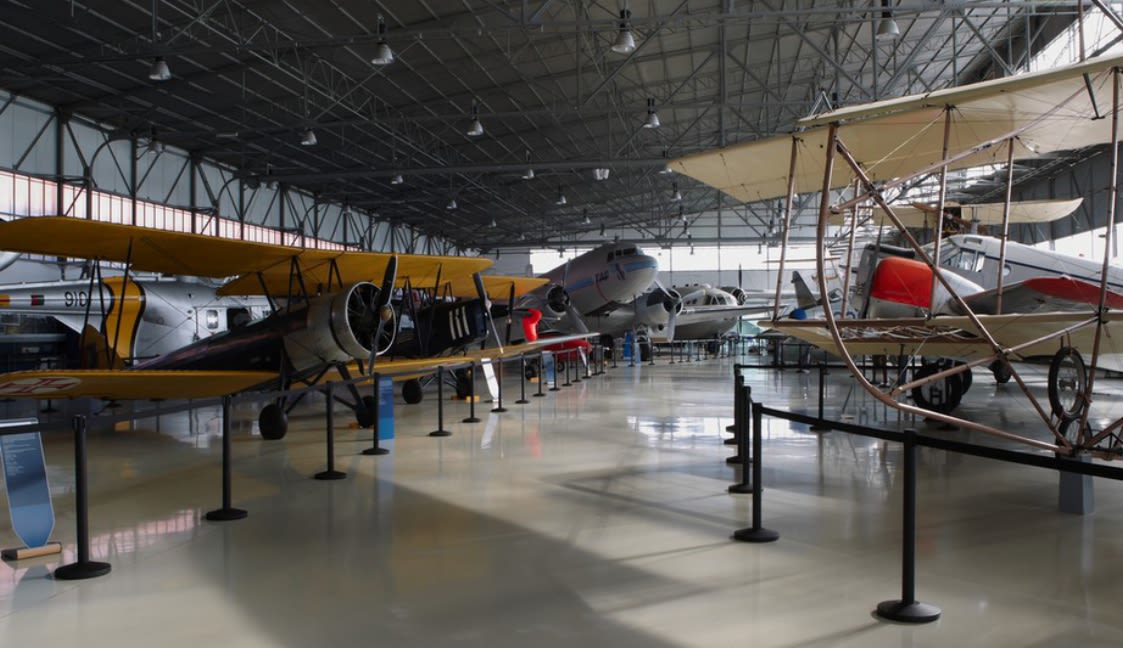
[362,372,390,455]
[728,384,753,493]
[535,353,547,397]
[204,395,250,520]
[516,356,529,404]
[733,402,779,543]
[430,365,452,436]
[492,360,509,412]
[54,415,112,580]
[725,364,742,438]
[811,362,831,432]
[463,365,481,423]
[315,382,346,480]
[876,429,940,623]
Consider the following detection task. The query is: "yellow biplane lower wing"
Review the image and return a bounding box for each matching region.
[0,370,279,400]
[0,333,597,402]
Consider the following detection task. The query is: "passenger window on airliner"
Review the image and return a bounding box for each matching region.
[206,309,220,330]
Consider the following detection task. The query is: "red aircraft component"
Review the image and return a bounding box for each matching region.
[521,308,542,342]
[869,255,933,309]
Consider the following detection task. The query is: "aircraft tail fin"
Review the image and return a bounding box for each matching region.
[792,271,820,310]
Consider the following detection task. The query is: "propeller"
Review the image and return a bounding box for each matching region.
[366,256,399,373]
[473,272,504,354]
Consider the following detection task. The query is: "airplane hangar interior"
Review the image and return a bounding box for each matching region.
[7,1,1123,646]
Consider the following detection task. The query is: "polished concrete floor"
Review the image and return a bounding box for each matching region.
[2,351,1123,647]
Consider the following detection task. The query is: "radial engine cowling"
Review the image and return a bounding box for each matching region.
[283,282,394,372]
[543,284,572,318]
[636,286,682,332]
[720,286,749,305]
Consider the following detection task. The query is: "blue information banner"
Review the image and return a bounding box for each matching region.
[623,331,635,359]
[0,421,54,549]
[378,376,394,441]
[542,352,556,384]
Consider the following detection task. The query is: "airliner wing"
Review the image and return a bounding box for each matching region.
[676,304,774,327]
[955,276,1123,315]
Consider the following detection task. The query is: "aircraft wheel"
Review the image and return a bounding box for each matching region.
[258,404,288,440]
[555,359,567,374]
[402,379,423,405]
[1048,347,1087,420]
[989,359,1012,384]
[910,362,964,414]
[639,342,652,362]
[599,334,614,350]
[356,395,377,427]
[706,340,720,355]
[524,362,539,380]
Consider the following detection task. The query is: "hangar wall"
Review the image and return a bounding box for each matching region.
[0,89,467,258]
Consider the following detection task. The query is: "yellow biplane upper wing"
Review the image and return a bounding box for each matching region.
[0,217,492,296]
[672,54,1123,203]
[443,275,549,300]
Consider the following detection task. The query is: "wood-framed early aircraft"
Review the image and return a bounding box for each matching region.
[0,216,584,439]
[671,53,1123,457]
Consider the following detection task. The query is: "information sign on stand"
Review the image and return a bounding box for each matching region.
[481,359,499,401]
[0,418,61,560]
[542,352,556,383]
[378,376,394,441]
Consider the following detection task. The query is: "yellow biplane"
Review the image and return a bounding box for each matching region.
[0,217,580,439]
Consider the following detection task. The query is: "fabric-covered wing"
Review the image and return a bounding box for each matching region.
[0,217,492,295]
[0,370,278,400]
[768,311,1123,372]
[443,275,549,300]
[672,54,1123,203]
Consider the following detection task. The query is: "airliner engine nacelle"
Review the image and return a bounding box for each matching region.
[720,286,749,305]
[284,281,395,371]
[635,285,682,332]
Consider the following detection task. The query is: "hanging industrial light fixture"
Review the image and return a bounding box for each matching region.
[671,182,682,201]
[556,186,567,206]
[390,174,404,185]
[466,103,484,137]
[300,128,318,146]
[876,0,900,40]
[643,97,660,129]
[371,15,394,65]
[611,6,636,55]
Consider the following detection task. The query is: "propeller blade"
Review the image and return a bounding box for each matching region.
[366,256,399,374]
[473,272,504,354]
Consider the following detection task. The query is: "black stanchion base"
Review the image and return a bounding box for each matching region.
[205,507,248,521]
[491,407,508,413]
[55,560,111,580]
[726,455,749,464]
[361,447,390,456]
[723,437,738,446]
[732,526,780,543]
[810,422,832,432]
[314,470,346,481]
[429,430,452,437]
[533,393,547,397]
[875,600,941,624]
[727,483,754,494]
[514,399,529,404]
[462,416,481,423]
[549,387,561,392]
[725,424,735,432]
